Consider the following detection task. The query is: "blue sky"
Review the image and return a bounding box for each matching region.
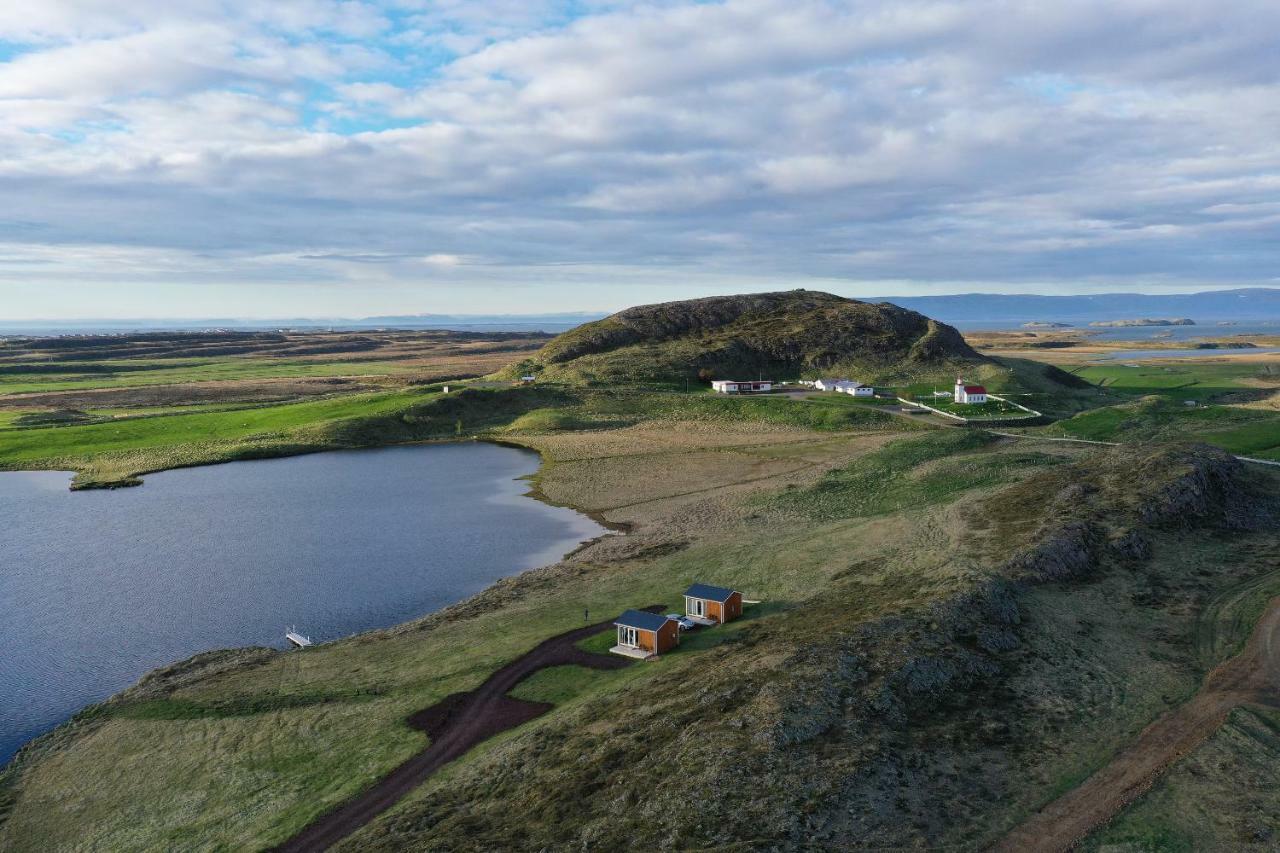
[1,0,1278,319]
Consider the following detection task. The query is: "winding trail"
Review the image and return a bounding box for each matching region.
[991,596,1280,853]
[273,609,661,853]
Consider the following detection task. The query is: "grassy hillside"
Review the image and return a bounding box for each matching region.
[3,416,1276,850]
[514,290,985,384]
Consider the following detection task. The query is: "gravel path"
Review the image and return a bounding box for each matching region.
[273,609,661,852]
[991,596,1280,852]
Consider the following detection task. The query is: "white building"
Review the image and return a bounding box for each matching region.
[711,379,773,394]
[840,382,875,397]
[814,378,851,392]
[953,377,988,404]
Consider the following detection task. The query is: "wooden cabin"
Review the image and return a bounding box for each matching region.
[611,609,679,659]
[683,583,743,625]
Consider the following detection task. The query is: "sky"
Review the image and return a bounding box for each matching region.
[1,0,1278,319]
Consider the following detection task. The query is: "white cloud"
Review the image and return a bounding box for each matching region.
[1,0,1278,316]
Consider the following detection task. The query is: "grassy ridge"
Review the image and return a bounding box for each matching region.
[770,430,1062,519]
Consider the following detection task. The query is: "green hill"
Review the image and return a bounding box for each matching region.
[514,290,985,384]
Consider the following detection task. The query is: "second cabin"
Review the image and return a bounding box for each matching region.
[612,609,680,659]
[683,583,743,625]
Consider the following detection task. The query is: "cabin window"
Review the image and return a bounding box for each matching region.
[688,598,705,617]
[618,626,638,647]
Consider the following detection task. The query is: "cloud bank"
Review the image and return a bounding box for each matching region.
[1,0,1277,316]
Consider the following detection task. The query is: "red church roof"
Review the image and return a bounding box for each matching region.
[963,385,986,393]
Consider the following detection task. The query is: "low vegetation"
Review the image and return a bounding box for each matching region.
[1049,396,1280,459]
[770,430,1059,518]
[4,303,1280,851]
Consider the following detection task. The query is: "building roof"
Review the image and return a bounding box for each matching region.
[684,583,737,603]
[614,609,671,632]
[963,385,987,393]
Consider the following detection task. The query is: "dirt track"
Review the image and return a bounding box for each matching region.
[273,610,660,853]
[992,597,1280,852]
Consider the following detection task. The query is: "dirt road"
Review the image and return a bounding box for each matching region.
[273,610,659,853]
[991,597,1280,852]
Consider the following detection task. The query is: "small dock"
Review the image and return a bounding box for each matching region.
[285,629,313,648]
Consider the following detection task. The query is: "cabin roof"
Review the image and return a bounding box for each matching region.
[684,583,737,603]
[614,609,670,632]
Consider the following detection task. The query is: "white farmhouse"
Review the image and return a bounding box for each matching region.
[953,377,988,404]
[840,382,875,397]
[711,379,773,394]
[814,378,851,392]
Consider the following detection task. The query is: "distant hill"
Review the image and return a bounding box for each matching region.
[519,290,984,383]
[874,288,1280,325]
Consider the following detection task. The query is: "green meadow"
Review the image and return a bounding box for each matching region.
[0,357,423,395]
[0,389,425,464]
[1066,360,1278,403]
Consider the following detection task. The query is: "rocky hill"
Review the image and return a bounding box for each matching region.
[518,290,984,383]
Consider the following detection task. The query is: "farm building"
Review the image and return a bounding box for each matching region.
[840,382,875,397]
[611,609,679,659]
[813,378,851,392]
[683,583,743,625]
[953,378,988,404]
[710,379,773,394]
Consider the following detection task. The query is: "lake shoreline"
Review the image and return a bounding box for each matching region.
[0,441,610,771]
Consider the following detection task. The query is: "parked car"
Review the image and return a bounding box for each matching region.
[666,614,696,630]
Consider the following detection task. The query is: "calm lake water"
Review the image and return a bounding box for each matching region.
[0,443,603,764]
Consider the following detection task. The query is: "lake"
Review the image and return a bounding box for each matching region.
[0,443,604,764]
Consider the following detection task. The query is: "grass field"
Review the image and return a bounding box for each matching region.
[1064,360,1279,403]
[1048,397,1280,459]
[0,389,431,461]
[0,357,422,395]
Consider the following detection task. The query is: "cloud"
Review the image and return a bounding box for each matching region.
[1,0,1278,316]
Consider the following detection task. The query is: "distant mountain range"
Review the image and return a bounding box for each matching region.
[870,288,1280,325]
[4,289,1278,335]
